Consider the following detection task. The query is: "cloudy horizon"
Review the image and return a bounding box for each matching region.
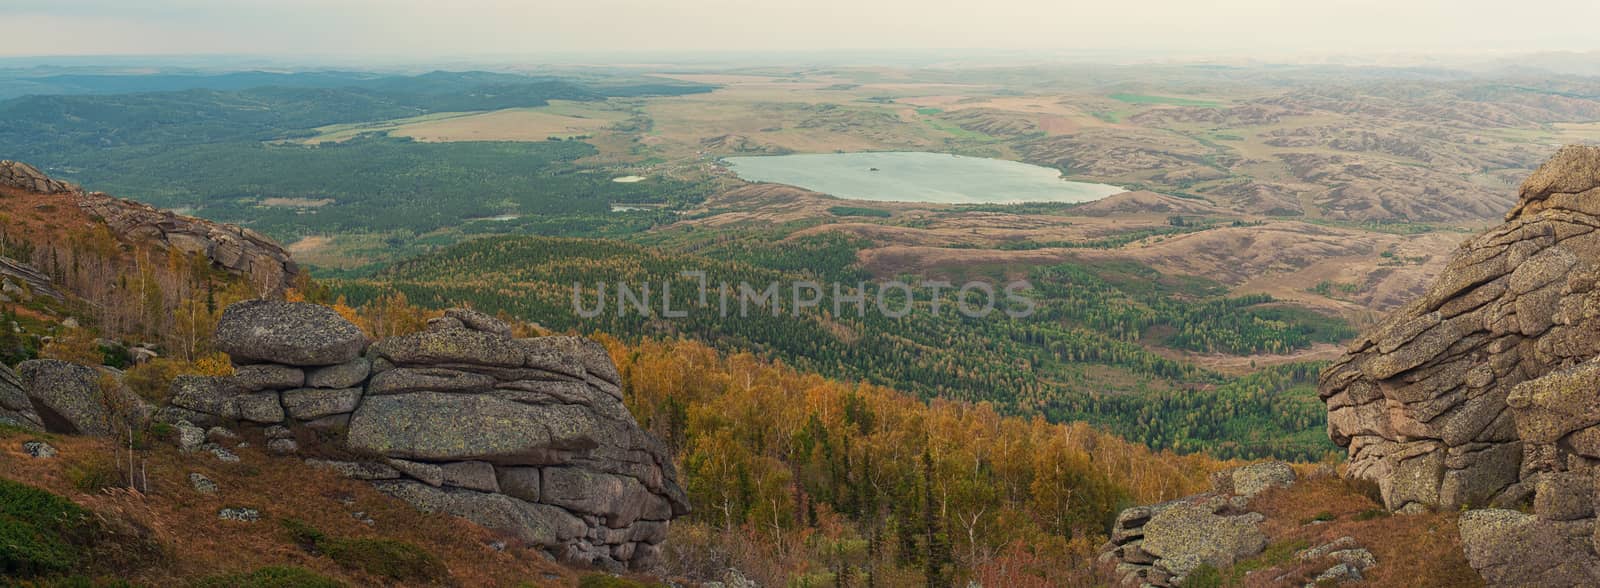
[4,0,1600,62]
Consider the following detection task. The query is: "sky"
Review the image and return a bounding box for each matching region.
[4,0,1600,60]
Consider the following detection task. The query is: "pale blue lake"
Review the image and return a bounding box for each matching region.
[723,152,1125,204]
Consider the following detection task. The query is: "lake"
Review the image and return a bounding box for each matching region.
[723,152,1125,204]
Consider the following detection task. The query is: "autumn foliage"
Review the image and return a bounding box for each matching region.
[605,336,1227,586]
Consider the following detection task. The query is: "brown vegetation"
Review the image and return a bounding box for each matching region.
[0,427,576,586]
[1240,475,1482,587]
[606,336,1227,585]
[0,184,261,360]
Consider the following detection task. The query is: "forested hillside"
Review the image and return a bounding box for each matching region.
[328,233,1344,460]
[610,336,1225,586]
[62,137,707,238]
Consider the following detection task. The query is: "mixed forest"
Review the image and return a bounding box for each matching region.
[327,229,1346,461]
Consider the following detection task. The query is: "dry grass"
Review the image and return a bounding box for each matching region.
[894,95,1107,136]
[260,198,334,208]
[296,101,627,145]
[0,185,102,248]
[391,107,624,143]
[286,235,333,257]
[0,427,577,587]
[1235,475,1483,588]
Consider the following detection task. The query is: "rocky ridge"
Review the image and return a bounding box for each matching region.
[1318,145,1600,585]
[0,159,298,296]
[77,194,298,296]
[150,301,687,570]
[0,160,77,194]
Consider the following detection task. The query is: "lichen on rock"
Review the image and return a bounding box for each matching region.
[167,300,687,570]
[1320,145,1600,513]
[1320,145,1600,584]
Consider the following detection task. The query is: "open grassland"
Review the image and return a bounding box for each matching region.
[389,102,630,142]
[296,111,476,144]
[299,100,630,144]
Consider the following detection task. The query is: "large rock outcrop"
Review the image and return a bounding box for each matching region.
[1458,509,1600,586]
[10,359,147,436]
[15,359,138,436]
[165,300,687,570]
[1320,145,1600,585]
[1320,145,1600,512]
[1098,462,1295,586]
[213,300,367,366]
[0,363,44,431]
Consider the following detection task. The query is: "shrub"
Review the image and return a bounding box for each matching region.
[323,538,445,582]
[1300,511,1335,524]
[13,577,140,588]
[146,422,174,441]
[280,518,327,553]
[38,331,102,366]
[1178,564,1223,588]
[0,479,96,576]
[193,565,346,588]
[826,206,891,218]
[576,575,669,588]
[65,456,124,493]
[98,344,132,370]
[122,355,235,404]
[121,359,183,404]
[1353,508,1391,521]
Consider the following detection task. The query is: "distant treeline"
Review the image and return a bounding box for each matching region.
[0,71,716,240]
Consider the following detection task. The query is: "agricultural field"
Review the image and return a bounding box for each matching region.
[300,100,633,143]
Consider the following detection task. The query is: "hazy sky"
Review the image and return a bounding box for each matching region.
[4,0,1600,59]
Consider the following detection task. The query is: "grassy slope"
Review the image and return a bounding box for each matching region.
[0,426,580,586]
[1192,474,1483,587]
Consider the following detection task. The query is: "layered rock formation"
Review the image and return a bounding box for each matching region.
[0,160,77,194]
[0,255,65,302]
[1319,145,1600,585]
[1320,145,1600,512]
[160,301,369,438]
[160,301,687,570]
